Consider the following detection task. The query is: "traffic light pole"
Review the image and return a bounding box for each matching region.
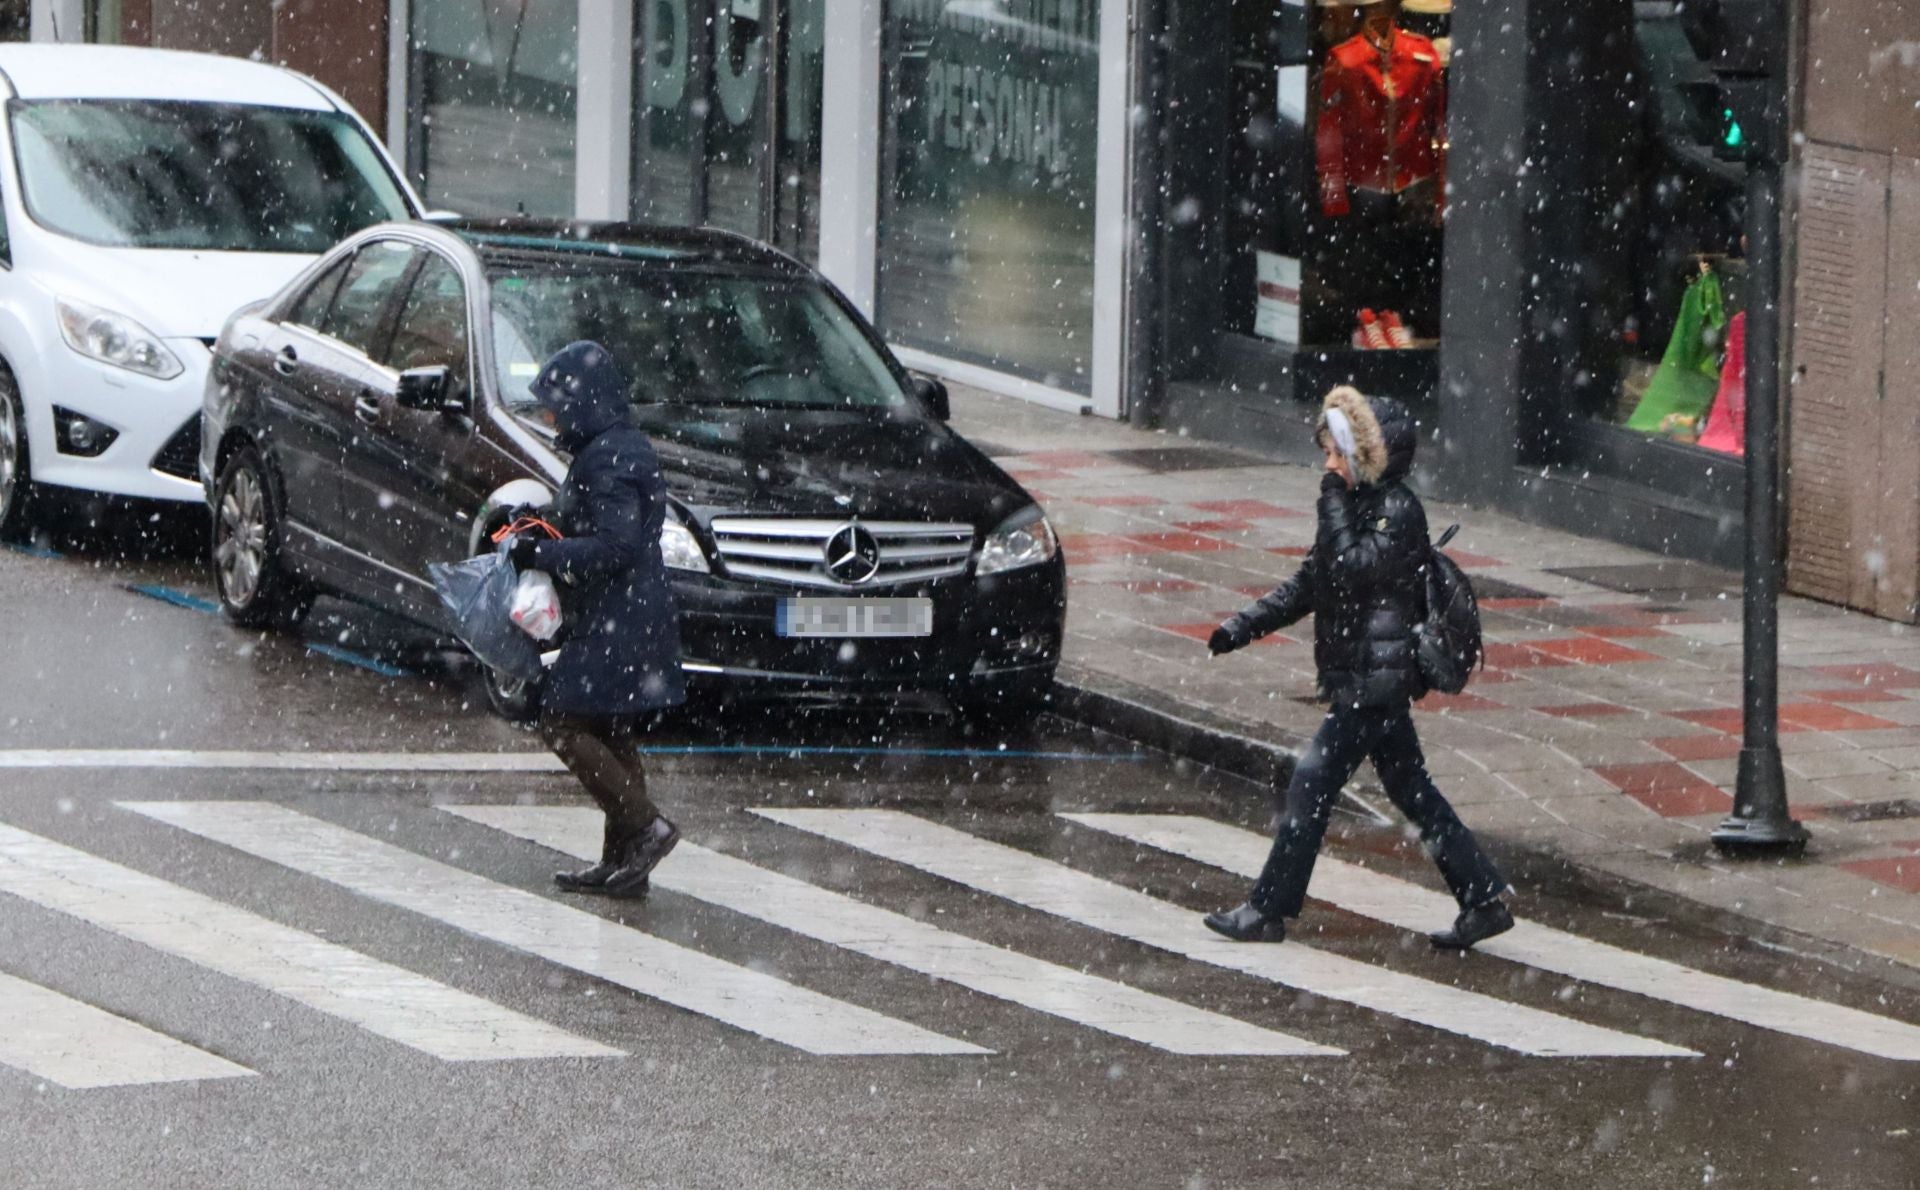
[1712,85,1809,856]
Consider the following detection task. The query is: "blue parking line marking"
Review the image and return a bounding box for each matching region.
[127,584,219,614]
[640,745,1145,762]
[125,584,419,680]
[3,541,61,559]
[304,644,418,680]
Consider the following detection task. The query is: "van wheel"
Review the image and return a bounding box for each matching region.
[484,664,541,727]
[212,447,312,630]
[0,369,35,543]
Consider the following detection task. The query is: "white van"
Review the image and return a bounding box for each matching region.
[0,45,421,538]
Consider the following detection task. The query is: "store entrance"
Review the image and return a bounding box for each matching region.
[630,0,823,260]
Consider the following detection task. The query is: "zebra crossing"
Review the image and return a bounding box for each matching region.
[2,800,1919,1093]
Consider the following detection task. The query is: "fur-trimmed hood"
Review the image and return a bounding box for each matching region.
[1316,385,1415,487]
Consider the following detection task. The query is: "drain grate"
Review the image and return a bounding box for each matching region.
[1823,799,1920,823]
[1099,446,1271,473]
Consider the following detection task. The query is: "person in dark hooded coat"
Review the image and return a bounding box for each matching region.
[1202,385,1514,949]
[506,340,686,897]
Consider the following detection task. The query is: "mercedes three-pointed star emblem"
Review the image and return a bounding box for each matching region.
[824,522,882,584]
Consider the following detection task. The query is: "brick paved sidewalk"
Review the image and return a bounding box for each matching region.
[949,386,1920,971]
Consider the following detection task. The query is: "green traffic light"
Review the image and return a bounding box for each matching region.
[1723,108,1744,148]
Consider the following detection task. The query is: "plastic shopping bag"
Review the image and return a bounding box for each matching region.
[510,569,564,642]
[428,551,545,683]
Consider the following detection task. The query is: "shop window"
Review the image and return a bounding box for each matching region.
[876,0,1101,394]
[631,0,823,262]
[412,0,579,217]
[1589,7,1744,457]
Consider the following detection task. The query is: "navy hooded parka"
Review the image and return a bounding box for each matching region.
[528,341,687,716]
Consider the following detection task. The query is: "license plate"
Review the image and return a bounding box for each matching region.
[776,598,934,638]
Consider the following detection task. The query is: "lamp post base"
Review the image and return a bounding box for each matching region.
[1711,746,1809,856]
[1710,813,1809,855]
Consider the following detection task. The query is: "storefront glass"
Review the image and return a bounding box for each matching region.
[876,0,1100,393]
[1592,8,1745,455]
[631,0,822,261]
[413,0,578,217]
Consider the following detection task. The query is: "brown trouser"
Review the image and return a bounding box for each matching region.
[538,712,662,863]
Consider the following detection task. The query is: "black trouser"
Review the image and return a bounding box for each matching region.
[539,712,662,864]
[1249,702,1505,920]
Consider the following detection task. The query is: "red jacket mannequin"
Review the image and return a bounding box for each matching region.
[1317,28,1447,217]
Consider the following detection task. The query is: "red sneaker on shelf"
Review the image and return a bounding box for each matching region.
[1382,310,1414,349]
[1357,308,1391,350]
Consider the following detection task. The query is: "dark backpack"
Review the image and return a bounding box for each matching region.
[1415,524,1483,695]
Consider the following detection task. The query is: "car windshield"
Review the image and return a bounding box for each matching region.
[483,255,909,413]
[9,99,412,252]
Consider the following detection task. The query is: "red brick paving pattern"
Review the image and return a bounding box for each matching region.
[1841,856,1920,894]
[1189,499,1304,519]
[1593,763,1734,817]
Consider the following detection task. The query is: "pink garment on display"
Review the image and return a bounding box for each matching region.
[1697,311,1746,456]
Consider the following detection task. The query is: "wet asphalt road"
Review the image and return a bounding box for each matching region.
[2,510,1918,1190]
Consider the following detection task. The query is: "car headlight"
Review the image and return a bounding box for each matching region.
[661,515,709,573]
[56,298,184,381]
[977,505,1058,576]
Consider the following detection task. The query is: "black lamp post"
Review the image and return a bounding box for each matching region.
[1691,0,1807,855]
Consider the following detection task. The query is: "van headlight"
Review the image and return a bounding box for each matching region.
[661,516,709,573]
[977,505,1058,576]
[56,298,184,381]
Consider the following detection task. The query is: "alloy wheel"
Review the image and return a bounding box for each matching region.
[0,390,19,524]
[215,467,268,608]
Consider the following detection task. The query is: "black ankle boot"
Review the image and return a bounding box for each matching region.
[554,862,624,893]
[600,816,680,898]
[1203,903,1287,943]
[1430,899,1514,950]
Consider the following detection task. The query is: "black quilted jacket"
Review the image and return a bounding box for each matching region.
[1221,397,1430,707]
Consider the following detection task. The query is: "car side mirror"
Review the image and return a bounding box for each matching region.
[911,374,950,422]
[397,365,459,415]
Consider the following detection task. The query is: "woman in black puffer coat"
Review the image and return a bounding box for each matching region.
[1203,386,1513,950]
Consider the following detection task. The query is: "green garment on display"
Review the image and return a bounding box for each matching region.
[1625,270,1727,434]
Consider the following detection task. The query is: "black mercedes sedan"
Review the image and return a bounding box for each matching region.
[200,219,1065,724]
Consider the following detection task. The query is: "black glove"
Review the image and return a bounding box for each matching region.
[1320,469,1349,494]
[506,531,542,573]
[1207,624,1243,656]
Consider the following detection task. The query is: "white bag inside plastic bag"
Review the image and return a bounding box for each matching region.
[509,569,563,642]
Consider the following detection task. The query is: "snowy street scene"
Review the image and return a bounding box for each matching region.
[0,1,1918,1187]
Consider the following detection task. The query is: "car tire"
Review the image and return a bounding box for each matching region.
[0,367,36,543]
[483,664,542,727]
[211,446,313,630]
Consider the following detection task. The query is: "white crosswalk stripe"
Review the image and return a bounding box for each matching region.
[127,801,986,1057]
[0,821,614,1063]
[0,970,254,1088]
[443,804,1339,1057]
[1066,813,1920,1063]
[755,808,1698,1059]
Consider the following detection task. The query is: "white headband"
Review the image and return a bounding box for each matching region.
[1323,406,1360,475]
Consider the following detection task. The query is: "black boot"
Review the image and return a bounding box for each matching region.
[555,819,641,894]
[1203,903,1287,943]
[1430,899,1514,950]
[600,816,680,898]
[554,862,630,893]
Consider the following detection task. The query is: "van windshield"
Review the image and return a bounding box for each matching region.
[483,255,909,413]
[9,99,413,252]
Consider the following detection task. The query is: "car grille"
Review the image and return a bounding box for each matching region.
[709,518,975,590]
[151,414,201,481]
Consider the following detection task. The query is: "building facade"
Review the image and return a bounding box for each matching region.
[48,0,1920,617]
